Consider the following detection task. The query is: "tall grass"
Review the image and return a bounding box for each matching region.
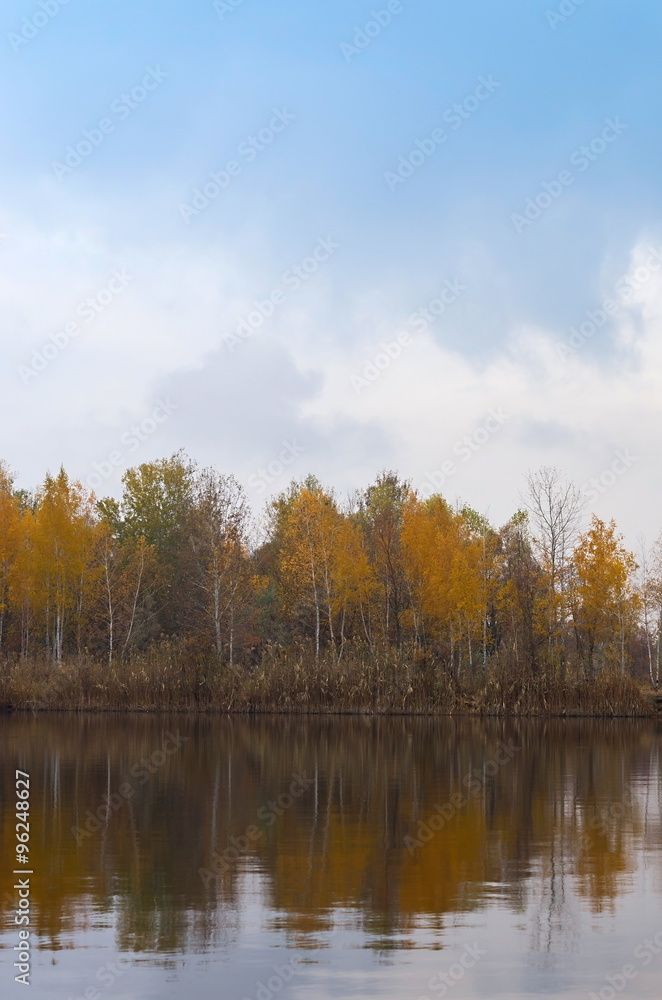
[0,643,655,716]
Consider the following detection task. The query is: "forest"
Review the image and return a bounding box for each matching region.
[0,453,660,713]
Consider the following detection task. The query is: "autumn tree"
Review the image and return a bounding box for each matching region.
[0,463,20,650]
[460,505,501,671]
[401,494,485,675]
[330,512,376,655]
[636,535,662,690]
[359,472,410,648]
[272,477,343,658]
[7,502,37,658]
[29,469,97,660]
[91,519,159,664]
[118,452,195,633]
[496,511,542,674]
[185,469,260,664]
[571,517,639,675]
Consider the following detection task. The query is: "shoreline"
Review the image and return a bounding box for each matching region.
[2,700,659,720]
[1,708,660,717]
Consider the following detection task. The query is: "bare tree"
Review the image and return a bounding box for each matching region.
[638,535,662,690]
[522,467,586,657]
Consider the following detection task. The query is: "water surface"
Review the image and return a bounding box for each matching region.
[1,715,661,999]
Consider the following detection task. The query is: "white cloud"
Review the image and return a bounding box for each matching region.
[2,215,661,547]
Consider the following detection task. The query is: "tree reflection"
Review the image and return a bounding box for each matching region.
[0,716,660,955]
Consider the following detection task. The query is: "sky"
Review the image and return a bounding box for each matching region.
[2,0,661,545]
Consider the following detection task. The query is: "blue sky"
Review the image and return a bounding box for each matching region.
[2,0,661,543]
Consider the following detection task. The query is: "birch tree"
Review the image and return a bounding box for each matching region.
[0,463,20,650]
[637,536,662,690]
[523,467,585,661]
[273,478,345,658]
[30,469,97,661]
[187,469,258,664]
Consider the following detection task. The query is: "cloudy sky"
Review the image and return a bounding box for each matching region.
[3,0,661,543]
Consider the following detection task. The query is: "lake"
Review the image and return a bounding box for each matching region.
[1,715,661,999]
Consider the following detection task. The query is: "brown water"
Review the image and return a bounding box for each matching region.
[1,715,661,1000]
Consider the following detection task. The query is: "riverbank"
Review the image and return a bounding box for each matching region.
[0,649,657,716]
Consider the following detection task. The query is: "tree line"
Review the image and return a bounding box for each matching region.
[0,454,659,686]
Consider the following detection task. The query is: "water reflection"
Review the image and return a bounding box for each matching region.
[1,715,661,997]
